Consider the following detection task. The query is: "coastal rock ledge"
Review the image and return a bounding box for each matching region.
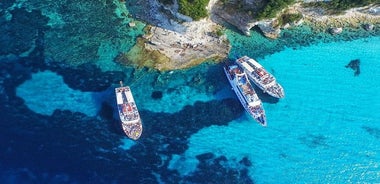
[118,20,230,71]
[118,0,380,71]
[116,0,229,71]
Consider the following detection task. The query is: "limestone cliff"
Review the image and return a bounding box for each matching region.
[118,0,230,71]
[121,0,380,71]
[211,0,380,38]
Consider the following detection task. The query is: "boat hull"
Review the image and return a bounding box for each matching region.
[236,56,285,99]
[223,65,267,126]
[246,73,284,99]
[115,86,143,140]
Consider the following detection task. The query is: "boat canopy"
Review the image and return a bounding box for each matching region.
[241,62,254,73]
[246,58,263,68]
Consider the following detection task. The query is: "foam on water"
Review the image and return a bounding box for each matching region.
[172,36,380,183]
[16,70,101,116]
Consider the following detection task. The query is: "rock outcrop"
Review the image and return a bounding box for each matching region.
[328,27,343,35]
[120,0,230,71]
[117,20,230,71]
[123,0,380,70]
[212,1,380,39]
[363,23,374,31]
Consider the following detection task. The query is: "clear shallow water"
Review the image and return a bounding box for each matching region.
[176,36,380,183]
[16,70,102,116]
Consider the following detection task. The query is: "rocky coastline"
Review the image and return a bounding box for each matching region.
[120,0,380,71]
[212,2,380,38]
[115,0,230,71]
[2,0,377,71]
[116,19,230,71]
[300,5,380,32]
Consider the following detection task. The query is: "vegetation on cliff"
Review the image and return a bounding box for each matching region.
[179,0,210,20]
[158,0,174,5]
[277,12,303,27]
[257,0,296,20]
[305,0,379,14]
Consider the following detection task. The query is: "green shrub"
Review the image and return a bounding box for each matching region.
[305,0,379,14]
[278,12,303,26]
[179,0,209,20]
[257,0,296,20]
[215,28,223,37]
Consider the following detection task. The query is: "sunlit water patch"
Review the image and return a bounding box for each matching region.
[119,137,136,150]
[16,70,102,116]
[172,36,380,183]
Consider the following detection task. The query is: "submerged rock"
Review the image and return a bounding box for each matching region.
[0,8,49,56]
[363,23,374,31]
[185,153,254,184]
[328,27,343,35]
[345,59,360,76]
[151,91,163,99]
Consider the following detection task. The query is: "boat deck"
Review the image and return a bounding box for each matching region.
[236,56,285,98]
[225,64,266,126]
[115,84,143,140]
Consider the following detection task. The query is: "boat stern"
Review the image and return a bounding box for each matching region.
[121,121,143,140]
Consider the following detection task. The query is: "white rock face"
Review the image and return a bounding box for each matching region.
[369,7,380,15]
[257,20,281,39]
[143,18,230,70]
[329,27,343,35]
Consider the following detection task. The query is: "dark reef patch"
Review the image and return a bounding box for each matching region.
[279,153,287,159]
[151,91,163,99]
[362,126,380,139]
[0,11,126,93]
[345,59,360,76]
[0,56,247,183]
[299,134,329,148]
[0,7,49,56]
[141,98,244,154]
[239,156,253,167]
[99,102,115,121]
[18,58,126,92]
[184,153,254,184]
[54,63,126,92]
[0,0,16,9]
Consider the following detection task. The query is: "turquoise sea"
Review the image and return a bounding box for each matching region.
[177,37,380,183]
[1,1,380,183]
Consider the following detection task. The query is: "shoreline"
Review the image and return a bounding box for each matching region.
[300,5,380,32]
[0,0,379,72]
[115,19,230,71]
[119,1,380,71]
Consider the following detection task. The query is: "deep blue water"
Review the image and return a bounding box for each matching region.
[1,1,380,183]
